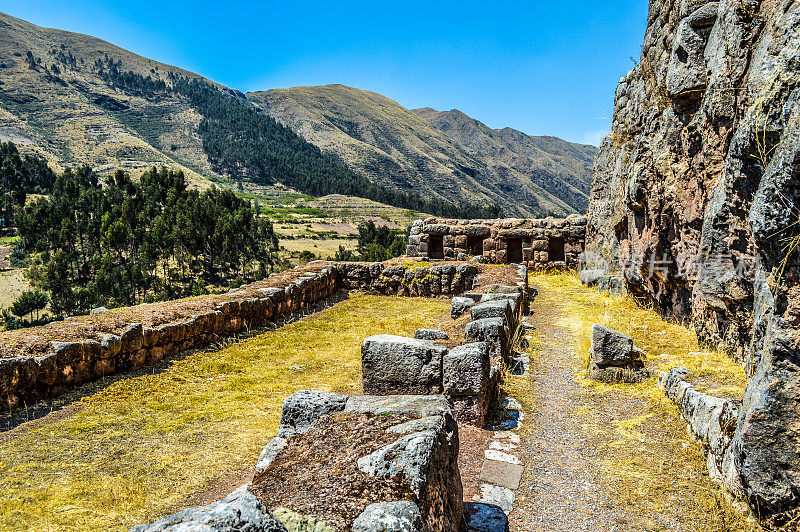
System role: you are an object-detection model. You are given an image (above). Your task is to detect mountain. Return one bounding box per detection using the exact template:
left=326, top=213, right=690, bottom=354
left=0, top=12, right=594, bottom=217
left=250, top=85, right=596, bottom=216
left=0, top=12, right=218, bottom=184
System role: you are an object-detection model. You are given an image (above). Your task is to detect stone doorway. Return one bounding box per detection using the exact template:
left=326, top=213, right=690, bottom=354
left=429, top=235, right=444, bottom=259
left=466, top=235, right=484, bottom=256
left=548, top=237, right=565, bottom=263
left=507, top=238, right=523, bottom=263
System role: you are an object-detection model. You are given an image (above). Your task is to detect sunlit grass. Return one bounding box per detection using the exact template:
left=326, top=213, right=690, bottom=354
left=0, top=294, right=449, bottom=531
left=515, top=271, right=757, bottom=532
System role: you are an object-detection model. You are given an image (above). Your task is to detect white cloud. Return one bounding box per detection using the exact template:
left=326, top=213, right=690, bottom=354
left=580, top=128, right=610, bottom=147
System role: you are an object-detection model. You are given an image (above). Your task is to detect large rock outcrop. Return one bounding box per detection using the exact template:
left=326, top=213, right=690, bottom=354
left=586, top=0, right=799, bottom=524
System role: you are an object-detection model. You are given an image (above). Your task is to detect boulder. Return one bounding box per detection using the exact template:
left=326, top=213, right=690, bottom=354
left=462, top=502, right=509, bottom=532
left=414, top=329, right=449, bottom=341
left=579, top=269, right=606, bottom=286
left=130, top=485, right=286, bottom=532
left=598, top=275, right=626, bottom=295
left=351, top=501, right=423, bottom=532
left=278, top=390, right=348, bottom=438
left=361, top=335, right=447, bottom=395
left=588, top=324, right=647, bottom=383
left=590, top=324, right=643, bottom=367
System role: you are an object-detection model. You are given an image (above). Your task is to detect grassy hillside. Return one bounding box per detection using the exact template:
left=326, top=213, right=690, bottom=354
left=250, top=85, right=596, bottom=216
left=0, top=12, right=217, bottom=185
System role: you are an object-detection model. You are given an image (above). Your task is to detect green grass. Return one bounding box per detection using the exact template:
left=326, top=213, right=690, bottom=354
left=0, top=294, right=449, bottom=531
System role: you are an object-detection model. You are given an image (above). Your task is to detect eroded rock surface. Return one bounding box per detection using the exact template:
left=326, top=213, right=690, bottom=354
left=587, top=0, right=800, bottom=522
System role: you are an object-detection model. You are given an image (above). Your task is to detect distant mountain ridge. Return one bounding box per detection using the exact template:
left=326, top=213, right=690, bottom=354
left=251, top=85, right=596, bottom=217
left=0, top=12, right=595, bottom=217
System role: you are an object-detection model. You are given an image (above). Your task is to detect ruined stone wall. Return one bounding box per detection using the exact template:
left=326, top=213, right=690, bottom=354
left=586, top=0, right=800, bottom=523
left=0, top=261, right=481, bottom=412
left=406, top=216, right=587, bottom=268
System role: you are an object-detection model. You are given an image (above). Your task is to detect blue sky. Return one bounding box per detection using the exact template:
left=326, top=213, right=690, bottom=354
left=1, top=0, right=648, bottom=146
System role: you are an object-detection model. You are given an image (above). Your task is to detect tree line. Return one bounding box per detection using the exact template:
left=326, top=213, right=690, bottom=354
left=335, top=220, right=408, bottom=262
left=0, top=142, right=56, bottom=231
left=14, top=162, right=278, bottom=317
left=94, top=58, right=502, bottom=219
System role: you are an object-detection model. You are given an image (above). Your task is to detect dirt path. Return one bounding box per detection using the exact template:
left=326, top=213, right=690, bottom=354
left=510, top=287, right=630, bottom=531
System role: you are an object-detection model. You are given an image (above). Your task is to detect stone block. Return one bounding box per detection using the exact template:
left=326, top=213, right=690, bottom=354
left=451, top=296, right=476, bottom=319
left=470, top=299, right=513, bottom=325
left=590, top=324, right=643, bottom=367
left=278, top=390, right=348, bottom=438
left=465, top=318, right=508, bottom=362
left=443, top=342, right=490, bottom=396
left=415, top=329, right=449, bottom=340
left=362, top=335, right=447, bottom=395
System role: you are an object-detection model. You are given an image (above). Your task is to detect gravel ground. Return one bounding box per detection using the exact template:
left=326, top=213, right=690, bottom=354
left=510, top=289, right=632, bottom=532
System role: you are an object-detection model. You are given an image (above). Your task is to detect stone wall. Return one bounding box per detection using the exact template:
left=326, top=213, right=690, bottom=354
left=135, top=393, right=463, bottom=532
left=361, top=264, right=529, bottom=426
left=406, top=216, right=587, bottom=268
left=0, top=260, right=485, bottom=412
left=659, top=368, right=743, bottom=500
left=586, top=0, right=800, bottom=523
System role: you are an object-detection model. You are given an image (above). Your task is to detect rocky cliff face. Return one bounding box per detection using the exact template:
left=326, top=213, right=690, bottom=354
left=586, top=0, right=799, bottom=525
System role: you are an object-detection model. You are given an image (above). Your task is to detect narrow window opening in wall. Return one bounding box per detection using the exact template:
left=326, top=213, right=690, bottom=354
left=466, top=235, right=484, bottom=255
left=428, top=235, right=444, bottom=259
left=548, top=237, right=565, bottom=263
left=507, top=238, right=523, bottom=263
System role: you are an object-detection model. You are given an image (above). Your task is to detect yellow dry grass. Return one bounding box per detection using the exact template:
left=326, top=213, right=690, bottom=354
left=513, top=271, right=758, bottom=532
left=0, top=293, right=449, bottom=531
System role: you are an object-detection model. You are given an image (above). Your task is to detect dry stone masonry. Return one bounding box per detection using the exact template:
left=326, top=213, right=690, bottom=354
left=134, top=394, right=462, bottom=532
left=407, top=216, right=586, bottom=268
left=361, top=264, right=530, bottom=426
left=0, top=260, right=485, bottom=411
left=585, top=0, right=800, bottom=523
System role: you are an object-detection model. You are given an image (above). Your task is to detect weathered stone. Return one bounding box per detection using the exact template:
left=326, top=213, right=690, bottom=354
left=278, top=390, right=348, bottom=438
left=349, top=395, right=463, bottom=532
left=443, top=342, right=490, bottom=396
left=579, top=269, right=606, bottom=286
left=351, top=501, right=423, bottom=532
left=597, top=275, right=625, bottom=295
left=414, top=329, right=449, bottom=341
left=130, top=485, right=286, bottom=531
left=361, top=335, right=446, bottom=395
left=451, top=296, right=475, bottom=319
left=590, top=324, right=644, bottom=367
left=470, top=300, right=513, bottom=326
left=465, top=318, right=508, bottom=362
